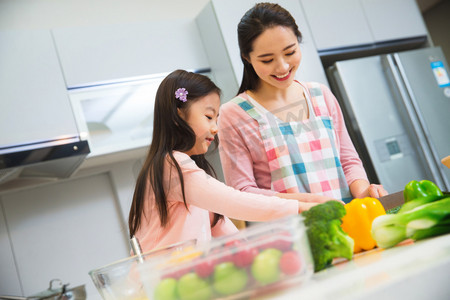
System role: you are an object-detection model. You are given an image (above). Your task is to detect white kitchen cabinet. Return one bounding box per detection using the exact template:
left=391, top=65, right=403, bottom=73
left=52, top=20, right=210, bottom=88
left=361, top=0, right=428, bottom=42
left=196, top=0, right=329, bottom=100
left=0, top=159, right=137, bottom=298
left=0, top=30, right=79, bottom=147
left=300, top=0, right=428, bottom=51
left=299, top=0, right=373, bottom=50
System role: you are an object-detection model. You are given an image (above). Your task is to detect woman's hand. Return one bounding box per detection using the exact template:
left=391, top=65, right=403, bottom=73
left=367, top=184, right=388, bottom=198
left=350, top=179, right=388, bottom=198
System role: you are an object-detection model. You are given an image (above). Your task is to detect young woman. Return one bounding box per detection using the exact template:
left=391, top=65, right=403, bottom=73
left=128, top=69, right=327, bottom=252
left=218, top=3, right=387, bottom=204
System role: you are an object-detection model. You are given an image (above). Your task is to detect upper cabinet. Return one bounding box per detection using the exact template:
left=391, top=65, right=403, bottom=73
left=300, top=0, right=429, bottom=51
left=0, top=30, right=80, bottom=147
left=52, top=20, right=210, bottom=88
left=360, top=0, right=428, bottom=42
left=196, top=0, right=329, bottom=101
left=299, top=0, right=373, bottom=50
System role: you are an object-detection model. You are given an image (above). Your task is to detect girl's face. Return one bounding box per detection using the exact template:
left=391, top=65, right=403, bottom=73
left=178, top=92, right=220, bottom=156
left=247, top=25, right=302, bottom=90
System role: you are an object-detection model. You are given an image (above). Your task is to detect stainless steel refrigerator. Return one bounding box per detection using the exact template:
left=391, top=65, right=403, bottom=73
left=328, top=46, right=450, bottom=193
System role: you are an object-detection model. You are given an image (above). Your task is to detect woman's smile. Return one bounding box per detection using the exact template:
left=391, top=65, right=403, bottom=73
left=272, top=69, right=292, bottom=81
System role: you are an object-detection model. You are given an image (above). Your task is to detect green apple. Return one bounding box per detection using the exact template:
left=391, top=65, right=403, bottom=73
left=213, top=262, right=248, bottom=295
left=154, top=278, right=178, bottom=300
left=176, top=272, right=212, bottom=300
left=251, top=248, right=282, bottom=285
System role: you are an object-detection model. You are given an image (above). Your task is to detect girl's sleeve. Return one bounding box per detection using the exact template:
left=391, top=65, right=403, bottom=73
left=320, top=84, right=369, bottom=185
left=218, top=102, right=276, bottom=196
left=171, top=152, right=299, bottom=222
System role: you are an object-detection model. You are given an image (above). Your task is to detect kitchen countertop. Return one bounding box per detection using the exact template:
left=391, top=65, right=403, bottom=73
left=257, top=233, right=450, bottom=299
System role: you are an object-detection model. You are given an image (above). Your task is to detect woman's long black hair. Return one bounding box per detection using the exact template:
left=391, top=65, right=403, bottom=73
left=237, top=2, right=303, bottom=94
left=128, top=69, right=223, bottom=238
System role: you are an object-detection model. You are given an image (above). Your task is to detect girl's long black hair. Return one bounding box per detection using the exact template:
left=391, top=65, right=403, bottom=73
left=128, top=69, right=223, bottom=238
left=237, top=2, right=303, bottom=94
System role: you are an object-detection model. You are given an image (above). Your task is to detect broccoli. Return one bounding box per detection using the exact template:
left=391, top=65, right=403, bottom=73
left=301, top=201, right=354, bottom=272
left=371, top=197, right=450, bottom=249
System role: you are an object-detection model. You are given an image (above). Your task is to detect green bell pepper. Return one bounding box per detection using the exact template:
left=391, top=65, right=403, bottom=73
left=399, top=180, right=444, bottom=214
left=403, top=180, right=443, bottom=203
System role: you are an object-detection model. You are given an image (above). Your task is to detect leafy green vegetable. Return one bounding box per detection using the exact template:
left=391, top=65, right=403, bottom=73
left=386, top=205, right=402, bottom=214
left=371, top=197, right=450, bottom=248
left=302, top=201, right=354, bottom=272
left=397, top=194, right=443, bottom=214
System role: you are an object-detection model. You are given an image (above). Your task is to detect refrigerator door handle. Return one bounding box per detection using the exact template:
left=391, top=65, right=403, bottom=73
left=383, top=54, right=448, bottom=189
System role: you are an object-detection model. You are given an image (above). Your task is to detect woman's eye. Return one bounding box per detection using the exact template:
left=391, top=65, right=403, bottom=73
left=206, top=115, right=212, bottom=120
left=261, top=59, right=273, bottom=64
left=286, top=50, right=296, bottom=56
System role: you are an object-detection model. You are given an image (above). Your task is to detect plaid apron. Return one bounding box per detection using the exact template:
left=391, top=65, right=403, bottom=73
left=232, top=82, right=352, bottom=203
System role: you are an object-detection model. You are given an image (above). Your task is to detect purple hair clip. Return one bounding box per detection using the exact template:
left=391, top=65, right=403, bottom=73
left=175, top=88, right=188, bottom=102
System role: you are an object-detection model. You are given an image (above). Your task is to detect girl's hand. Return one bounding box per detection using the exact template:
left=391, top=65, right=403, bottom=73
left=297, top=201, right=319, bottom=213
left=276, top=192, right=344, bottom=204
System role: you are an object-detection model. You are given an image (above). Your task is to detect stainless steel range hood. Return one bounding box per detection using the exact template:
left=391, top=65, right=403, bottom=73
left=0, top=137, right=90, bottom=186
left=0, top=30, right=91, bottom=191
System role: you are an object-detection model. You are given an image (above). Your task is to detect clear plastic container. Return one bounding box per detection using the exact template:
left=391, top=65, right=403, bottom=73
left=89, top=240, right=197, bottom=300
left=89, top=215, right=313, bottom=299
left=138, top=215, right=313, bottom=300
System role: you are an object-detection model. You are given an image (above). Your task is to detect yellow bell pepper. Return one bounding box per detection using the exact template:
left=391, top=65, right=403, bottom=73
left=341, top=197, right=386, bottom=253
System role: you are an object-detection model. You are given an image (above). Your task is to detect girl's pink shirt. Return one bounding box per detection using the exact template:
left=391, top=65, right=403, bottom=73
left=135, top=151, right=299, bottom=253
left=217, top=82, right=368, bottom=196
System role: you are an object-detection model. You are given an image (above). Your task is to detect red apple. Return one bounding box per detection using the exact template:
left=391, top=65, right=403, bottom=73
left=194, top=259, right=215, bottom=278
left=280, top=251, right=302, bottom=275
left=232, top=247, right=258, bottom=268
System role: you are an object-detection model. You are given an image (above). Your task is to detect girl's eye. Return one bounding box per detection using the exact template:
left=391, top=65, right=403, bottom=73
left=286, top=50, right=296, bottom=56
left=261, top=59, right=273, bottom=64
left=206, top=115, right=212, bottom=120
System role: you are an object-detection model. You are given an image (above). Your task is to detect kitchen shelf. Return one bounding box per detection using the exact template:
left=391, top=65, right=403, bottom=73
left=69, top=77, right=163, bottom=160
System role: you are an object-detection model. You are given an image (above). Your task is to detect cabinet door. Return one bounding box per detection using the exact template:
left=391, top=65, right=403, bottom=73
left=52, top=20, right=210, bottom=88
left=0, top=30, right=79, bottom=147
left=2, top=173, right=130, bottom=297
left=361, top=0, right=428, bottom=43
left=300, top=0, right=373, bottom=50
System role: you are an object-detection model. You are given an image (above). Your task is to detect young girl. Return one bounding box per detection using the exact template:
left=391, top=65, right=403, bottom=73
left=128, top=69, right=328, bottom=252
left=218, top=3, right=388, bottom=203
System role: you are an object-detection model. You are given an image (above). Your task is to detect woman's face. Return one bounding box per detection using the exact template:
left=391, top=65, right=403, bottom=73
left=247, top=25, right=302, bottom=90
left=178, top=92, right=220, bottom=156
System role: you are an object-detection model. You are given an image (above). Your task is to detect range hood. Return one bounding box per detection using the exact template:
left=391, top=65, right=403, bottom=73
left=0, top=30, right=92, bottom=191
left=0, top=137, right=90, bottom=187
